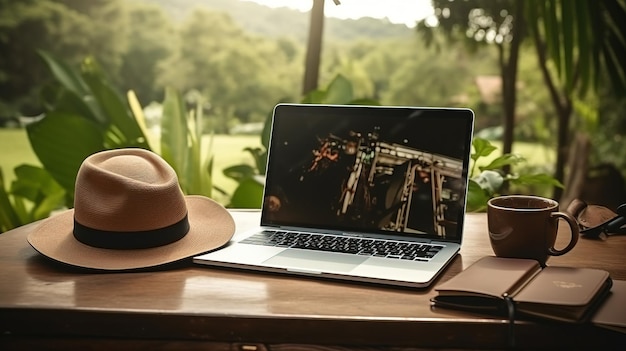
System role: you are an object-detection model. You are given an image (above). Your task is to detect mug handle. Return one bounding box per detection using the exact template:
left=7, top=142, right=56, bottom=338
left=548, top=211, right=579, bottom=256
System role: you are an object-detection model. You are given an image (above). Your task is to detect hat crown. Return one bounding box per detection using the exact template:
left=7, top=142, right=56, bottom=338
left=74, top=149, right=187, bottom=232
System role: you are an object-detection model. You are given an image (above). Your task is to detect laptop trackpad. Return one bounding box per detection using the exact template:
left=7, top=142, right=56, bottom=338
left=263, top=249, right=367, bottom=273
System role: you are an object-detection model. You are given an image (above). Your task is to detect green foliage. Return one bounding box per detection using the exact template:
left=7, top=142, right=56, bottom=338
left=525, top=0, right=626, bottom=97
left=36, top=51, right=214, bottom=199
left=422, top=0, right=626, bottom=101
left=0, top=51, right=217, bottom=233
left=27, top=51, right=150, bottom=204
left=301, top=75, right=380, bottom=106
left=2, top=0, right=624, bottom=223
left=0, top=0, right=127, bottom=115
left=467, top=138, right=563, bottom=212
left=143, top=0, right=411, bottom=42
left=420, top=0, right=626, bottom=198
left=224, top=74, right=379, bottom=208
left=590, top=90, right=626, bottom=176
left=229, top=177, right=265, bottom=209
left=119, top=2, right=174, bottom=103
left=156, top=8, right=302, bottom=128
left=158, top=88, right=214, bottom=197
left=0, top=165, right=65, bottom=233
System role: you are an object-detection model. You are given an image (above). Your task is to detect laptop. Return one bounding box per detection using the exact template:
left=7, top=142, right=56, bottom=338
left=195, top=104, right=475, bottom=288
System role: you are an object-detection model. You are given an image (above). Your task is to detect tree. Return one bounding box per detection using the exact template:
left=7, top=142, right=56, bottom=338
left=118, top=2, right=174, bottom=104
left=382, top=42, right=476, bottom=107
left=419, top=0, right=626, bottom=199
left=157, top=9, right=302, bottom=129
left=525, top=0, right=626, bottom=199
left=0, top=0, right=127, bottom=116
left=54, top=0, right=128, bottom=73
left=303, top=0, right=326, bottom=94
left=418, top=0, right=523, bottom=171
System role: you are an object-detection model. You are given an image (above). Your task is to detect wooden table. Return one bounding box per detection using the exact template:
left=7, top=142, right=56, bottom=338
left=1, top=210, right=625, bottom=350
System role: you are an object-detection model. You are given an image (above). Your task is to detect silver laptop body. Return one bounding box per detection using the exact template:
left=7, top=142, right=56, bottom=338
left=195, top=104, right=475, bottom=288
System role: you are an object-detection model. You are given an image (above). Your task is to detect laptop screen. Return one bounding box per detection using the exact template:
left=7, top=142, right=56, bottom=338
left=261, top=104, right=474, bottom=242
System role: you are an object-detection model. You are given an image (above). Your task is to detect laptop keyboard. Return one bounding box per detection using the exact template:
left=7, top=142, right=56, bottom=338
left=241, top=230, right=444, bottom=261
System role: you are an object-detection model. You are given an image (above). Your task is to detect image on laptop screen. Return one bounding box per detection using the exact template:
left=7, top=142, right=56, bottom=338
left=261, top=104, right=474, bottom=241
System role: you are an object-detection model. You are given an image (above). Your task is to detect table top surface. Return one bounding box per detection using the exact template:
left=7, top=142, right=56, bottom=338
left=1, top=210, right=625, bottom=349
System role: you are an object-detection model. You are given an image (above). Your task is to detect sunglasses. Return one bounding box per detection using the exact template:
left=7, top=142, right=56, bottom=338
left=579, top=203, right=626, bottom=239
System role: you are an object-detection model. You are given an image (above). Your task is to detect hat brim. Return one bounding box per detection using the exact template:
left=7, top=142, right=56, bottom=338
left=27, top=195, right=235, bottom=271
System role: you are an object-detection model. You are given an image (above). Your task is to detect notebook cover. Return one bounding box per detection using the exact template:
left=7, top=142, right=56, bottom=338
left=514, top=266, right=612, bottom=323
left=514, top=266, right=611, bottom=306
left=432, top=256, right=612, bottom=323
left=591, top=279, right=626, bottom=333
left=434, top=256, right=541, bottom=298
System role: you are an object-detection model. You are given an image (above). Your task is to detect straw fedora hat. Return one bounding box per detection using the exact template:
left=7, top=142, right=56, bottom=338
left=27, top=148, right=235, bottom=271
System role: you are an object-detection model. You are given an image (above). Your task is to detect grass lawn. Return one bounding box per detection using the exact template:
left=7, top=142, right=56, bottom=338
left=0, top=128, right=40, bottom=178
left=0, top=128, right=261, bottom=206
left=205, top=134, right=263, bottom=204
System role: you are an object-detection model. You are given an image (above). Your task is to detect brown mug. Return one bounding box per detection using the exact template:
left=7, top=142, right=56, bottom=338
left=487, top=195, right=579, bottom=266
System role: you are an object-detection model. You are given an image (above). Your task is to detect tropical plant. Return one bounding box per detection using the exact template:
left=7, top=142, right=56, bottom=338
left=29, top=51, right=150, bottom=204
left=525, top=0, right=626, bottom=199
left=467, top=138, right=563, bottom=212
left=0, top=165, right=65, bottom=233
left=129, top=88, right=214, bottom=198
left=31, top=51, right=214, bottom=200
left=0, top=51, right=152, bottom=232
left=223, top=74, right=379, bottom=208
left=0, top=52, right=216, bottom=233
left=419, top=0, right=626, bottom=200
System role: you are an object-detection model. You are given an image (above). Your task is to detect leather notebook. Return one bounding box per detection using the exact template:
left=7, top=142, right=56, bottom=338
left=591, top=279, right=626, bottom=333
left=431, top=256, right=613, bottom=323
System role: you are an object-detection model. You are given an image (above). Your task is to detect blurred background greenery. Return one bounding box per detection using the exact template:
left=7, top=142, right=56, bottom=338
left=1, top=0, right=625, bottom=232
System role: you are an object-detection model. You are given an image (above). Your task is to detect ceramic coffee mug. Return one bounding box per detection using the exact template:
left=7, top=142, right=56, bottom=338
left=487, top=195, right=579, bottom=266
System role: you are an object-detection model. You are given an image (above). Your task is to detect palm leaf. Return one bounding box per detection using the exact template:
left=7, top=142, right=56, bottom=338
left=160, top=87, right=188, bottom=182
left=561, top=0, right=575, bottom=93
left=0, top=168, right=21, bottom=232
left=544, top=0, right=562, bottom=75
left=323, top=74, right=354, bottom=104
left=575, top=1, right=591, bottom=96
left=26, top=113, right=104, bottom=199
left=85, top=75, right=147, bottom=148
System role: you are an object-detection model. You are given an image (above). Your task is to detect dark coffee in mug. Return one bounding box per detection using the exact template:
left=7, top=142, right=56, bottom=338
left=487, top=195, right=578, bottom=266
